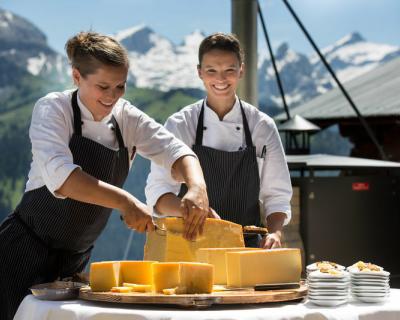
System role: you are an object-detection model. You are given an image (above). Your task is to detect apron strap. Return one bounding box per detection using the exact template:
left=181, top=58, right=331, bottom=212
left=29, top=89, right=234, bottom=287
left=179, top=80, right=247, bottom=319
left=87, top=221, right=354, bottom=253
left=71, top=90, right=82, bottom=136
left=108, top=116, right=125, bottom=150
left=195, top=99, right=254, bottom=148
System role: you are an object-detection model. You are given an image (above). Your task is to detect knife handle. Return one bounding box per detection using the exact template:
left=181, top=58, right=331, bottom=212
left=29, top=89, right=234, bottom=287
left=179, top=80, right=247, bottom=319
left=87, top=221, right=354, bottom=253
left=254, top=282, right=300, bottom=291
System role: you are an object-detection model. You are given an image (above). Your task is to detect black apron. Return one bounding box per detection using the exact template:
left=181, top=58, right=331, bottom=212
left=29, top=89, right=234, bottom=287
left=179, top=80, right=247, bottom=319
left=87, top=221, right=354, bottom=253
left=180, top=100, right=261, bottom=247
left=0, top=90, right=129, bottom=320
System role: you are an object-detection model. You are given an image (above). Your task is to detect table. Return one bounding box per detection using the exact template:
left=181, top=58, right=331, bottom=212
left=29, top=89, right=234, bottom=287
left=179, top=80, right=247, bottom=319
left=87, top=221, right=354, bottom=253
left=14, top=289, right=400, bottom=320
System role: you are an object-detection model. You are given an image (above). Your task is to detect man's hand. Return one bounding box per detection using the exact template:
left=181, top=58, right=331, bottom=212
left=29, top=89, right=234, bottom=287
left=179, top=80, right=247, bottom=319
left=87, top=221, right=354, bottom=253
left=259, top=231, right=282, bottom=249
left=181, top=184, right=209, bottom=240
left=207, top=207, right=221, bottom=219
left=121, top=199, right=155, bottom=233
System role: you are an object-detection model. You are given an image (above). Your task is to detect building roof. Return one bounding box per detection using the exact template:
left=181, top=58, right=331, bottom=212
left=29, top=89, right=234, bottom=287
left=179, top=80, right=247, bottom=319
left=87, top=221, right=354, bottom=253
left=287, top=154, right=400, bottom=169
left=275, top=57, right=400, bottom=121
left=277, top=115, right=321, bottom=132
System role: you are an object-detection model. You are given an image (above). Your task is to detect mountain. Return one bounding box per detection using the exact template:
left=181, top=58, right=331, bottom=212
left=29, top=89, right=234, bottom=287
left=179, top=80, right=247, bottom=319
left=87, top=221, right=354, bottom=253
left=0, top=9, right=69, bottom=90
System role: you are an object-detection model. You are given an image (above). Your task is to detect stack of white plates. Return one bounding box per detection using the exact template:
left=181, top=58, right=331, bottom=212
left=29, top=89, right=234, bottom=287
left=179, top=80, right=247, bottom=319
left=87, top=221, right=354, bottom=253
left=307, top=270, right=350, bottom=306
left=306, top=261, right=345, bottom=278
left=348, top=266, right=390, bottom=303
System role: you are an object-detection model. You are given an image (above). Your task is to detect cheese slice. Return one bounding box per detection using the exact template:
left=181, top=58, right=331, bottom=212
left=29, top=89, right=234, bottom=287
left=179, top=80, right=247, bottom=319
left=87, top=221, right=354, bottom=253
left=226, top=249, right=302, bottom=287
left=120, top=260, right=157, bottom=285
left=110, top=286, right=132, bottom=293
left=197, top=247, right=262, bottom=285
left=122, top=283, right=153, bottom=292
left=90, top=261, right=120, bottom=292
left=152, top=262, right=214, bottom=294
left=144, top=218, right=244, bottom=262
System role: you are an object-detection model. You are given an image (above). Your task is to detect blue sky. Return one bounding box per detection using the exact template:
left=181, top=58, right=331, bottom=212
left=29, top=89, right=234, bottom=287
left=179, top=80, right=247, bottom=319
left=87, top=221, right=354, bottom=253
left=1, top=0, right=399, bottom=55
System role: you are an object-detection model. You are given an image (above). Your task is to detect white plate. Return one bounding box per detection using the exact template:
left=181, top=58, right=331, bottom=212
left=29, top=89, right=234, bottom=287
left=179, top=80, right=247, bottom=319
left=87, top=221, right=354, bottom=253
left=353, top=295, right=389, bottom=303
left=308, top=298, right=348, bottom=306
left=349, top=269, right=389, bottom=277
left=309, top=270, right=349, bottom=279
left=308, top=294, right=348, bottom=300
left=351, top=288, right=390, bottom=294
left=309, top=282, right=349, bottom=288
left=352, top=281, right=389, bottom=287
left=351, top=277, right=389, bottom=282
left=307, top=262, right=345, bottom=273
left=352, top=291, right=389, bottom=297
left=309, top=289, right=349, bottom=295
left=351, top=285, right=389, bottom=291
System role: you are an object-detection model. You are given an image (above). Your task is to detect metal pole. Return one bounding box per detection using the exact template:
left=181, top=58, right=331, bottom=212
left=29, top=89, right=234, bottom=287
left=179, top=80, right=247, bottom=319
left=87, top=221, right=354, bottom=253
left=281, top=0, right=387, bottom=161
left=257, top=0, right=291, bottom=120
left=231, top=0, right=258, bottom=107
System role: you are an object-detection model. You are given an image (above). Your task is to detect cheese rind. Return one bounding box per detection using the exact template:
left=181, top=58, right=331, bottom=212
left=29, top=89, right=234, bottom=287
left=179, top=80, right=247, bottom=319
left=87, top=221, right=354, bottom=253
left=226, top=249, right=302, bottom=287
left=197, top=247, right=262, bottom=285
left=120, top=260, right=157, bottom=284
left=152, top=262, right=214, bottom=294
left=90, top=261, right=120, bottom=292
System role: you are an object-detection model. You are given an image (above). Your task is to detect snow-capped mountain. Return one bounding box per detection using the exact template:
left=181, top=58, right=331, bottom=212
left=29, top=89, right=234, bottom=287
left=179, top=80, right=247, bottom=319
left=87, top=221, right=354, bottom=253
left=116, top=25, right=204, bottom=90
left=0, top=8, right=69, bottom=86
left=1, top=5, right=399, bottom=110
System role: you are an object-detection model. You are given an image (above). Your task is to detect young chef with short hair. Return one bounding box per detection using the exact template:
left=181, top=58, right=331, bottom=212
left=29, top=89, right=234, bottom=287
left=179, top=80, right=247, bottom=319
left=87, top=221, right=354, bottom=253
left=0, top=31, right=209, bottom=319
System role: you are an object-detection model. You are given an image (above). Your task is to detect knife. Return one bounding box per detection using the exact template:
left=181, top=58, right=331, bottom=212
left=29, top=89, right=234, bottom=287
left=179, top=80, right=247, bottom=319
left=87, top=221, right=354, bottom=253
left=254, top=282, right=300, bottom=291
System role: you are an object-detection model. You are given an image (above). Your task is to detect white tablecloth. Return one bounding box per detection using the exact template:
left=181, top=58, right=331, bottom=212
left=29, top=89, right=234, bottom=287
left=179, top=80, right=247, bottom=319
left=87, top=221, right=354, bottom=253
left=14, top=289, right=400, bottom=320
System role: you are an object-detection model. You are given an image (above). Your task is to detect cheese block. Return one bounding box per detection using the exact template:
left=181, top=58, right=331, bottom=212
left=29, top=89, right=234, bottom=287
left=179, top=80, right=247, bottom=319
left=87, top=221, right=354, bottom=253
left=152, top=262, right=180, bottom=293
left=152, top=262, right=214, bottom=294
left=197, top=247, right=262, bottom=284
left=120, top=260, right=157, bottom=284
left=90, top=261, right=120, bottom=292
left=144, top=218, right=245, bottom=262
left=226, top=249, right=302, bottom=287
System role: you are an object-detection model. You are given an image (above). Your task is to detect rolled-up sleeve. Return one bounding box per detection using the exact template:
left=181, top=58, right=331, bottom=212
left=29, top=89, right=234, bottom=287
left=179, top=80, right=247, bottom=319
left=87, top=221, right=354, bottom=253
left=259, top=120, right=292, bottom=225
left=144, top=113, right=194, bottom=209
left=132, top=111, right=195, bottom=173
left=29, top=98, right=80, bottom=198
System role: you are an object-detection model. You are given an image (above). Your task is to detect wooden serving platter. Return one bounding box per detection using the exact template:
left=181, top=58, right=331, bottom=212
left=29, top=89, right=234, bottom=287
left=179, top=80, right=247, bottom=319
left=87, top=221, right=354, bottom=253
left=79, top=284, right=307, bottom=308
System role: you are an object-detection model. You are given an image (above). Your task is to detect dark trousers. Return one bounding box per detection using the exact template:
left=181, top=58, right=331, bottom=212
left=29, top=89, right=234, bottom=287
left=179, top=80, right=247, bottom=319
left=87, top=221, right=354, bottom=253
left=0, top=215, right=91, bottom=320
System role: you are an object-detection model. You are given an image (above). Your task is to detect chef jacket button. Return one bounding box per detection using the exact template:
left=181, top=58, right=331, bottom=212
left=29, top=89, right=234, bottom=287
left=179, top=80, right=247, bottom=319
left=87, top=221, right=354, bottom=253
left=203, top=126, right=207, bottom=130
left=236, top=127, right=240, bottom=130
left=97, top=136, right=101, bottom=141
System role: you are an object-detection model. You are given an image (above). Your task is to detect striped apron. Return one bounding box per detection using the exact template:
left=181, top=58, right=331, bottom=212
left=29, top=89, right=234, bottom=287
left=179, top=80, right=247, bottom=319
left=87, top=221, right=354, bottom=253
left=0, top=90, right=129, bottom=319
left=180, top=100, right=261, bottom=247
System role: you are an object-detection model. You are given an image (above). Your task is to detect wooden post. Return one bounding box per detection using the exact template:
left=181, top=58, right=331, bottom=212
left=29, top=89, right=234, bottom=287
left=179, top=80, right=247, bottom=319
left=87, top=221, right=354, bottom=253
left=231, top=0, right=258, bottom=107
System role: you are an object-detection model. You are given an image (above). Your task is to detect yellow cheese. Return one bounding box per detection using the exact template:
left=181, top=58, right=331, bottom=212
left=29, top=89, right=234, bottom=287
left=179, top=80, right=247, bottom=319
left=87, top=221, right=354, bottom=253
left=90, top=261, right=120, bottom=292
left=152, top=262, right=214, bottom=294
left=110, top=286, right=133, bottom=293
left=197, top=247, right=262, bottom=285
left=226, top=249, right=302, bottom=287
left=144, top=218, right=245, bottom=262
left=120, top=260, right=157, bottom=284
left=152, top=262, right=180, bottom=293
left=122, top=283, right=153, bottom=292
left=179, top=262, right=213, bottom=294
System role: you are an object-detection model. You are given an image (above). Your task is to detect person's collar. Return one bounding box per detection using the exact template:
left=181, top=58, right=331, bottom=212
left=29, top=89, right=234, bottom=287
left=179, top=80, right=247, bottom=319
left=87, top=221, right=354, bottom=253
left=204, top=96, right=241, bottom=123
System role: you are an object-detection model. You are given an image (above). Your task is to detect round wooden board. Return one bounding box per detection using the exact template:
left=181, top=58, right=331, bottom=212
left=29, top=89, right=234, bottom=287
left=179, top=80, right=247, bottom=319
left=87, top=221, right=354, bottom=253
left=79, top=284, right=308, bottom=308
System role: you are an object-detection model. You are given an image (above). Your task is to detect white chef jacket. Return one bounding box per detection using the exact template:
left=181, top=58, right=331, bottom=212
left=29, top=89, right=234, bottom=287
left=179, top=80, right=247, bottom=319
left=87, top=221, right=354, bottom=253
left=145, top=97, right=293, bottom=225
left=26, top=89, right=195, bottom=198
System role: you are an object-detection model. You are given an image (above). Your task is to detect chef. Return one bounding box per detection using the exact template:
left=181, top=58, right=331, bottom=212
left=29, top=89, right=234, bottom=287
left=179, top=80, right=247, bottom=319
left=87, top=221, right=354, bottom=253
left=145, top=32, right=292, bottom=248
left=0, top=31, right=209, bottom=320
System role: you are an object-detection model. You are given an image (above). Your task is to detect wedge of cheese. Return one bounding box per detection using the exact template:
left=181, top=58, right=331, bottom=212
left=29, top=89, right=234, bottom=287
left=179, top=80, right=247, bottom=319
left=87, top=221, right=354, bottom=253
left=152, top=262, right=214, bottom=294
left=120, top=260, right=157, bottom=285
left=144, top=218, right=244, bottom=262
left=110, top=286, right=132, bottom=293
left=90, top=261, right=120, bottom=292
left=196, top=247, right=262, bottom=285
left=226, top=249, right=302, bottom=287
left=122, top=283, right=153, bottom=292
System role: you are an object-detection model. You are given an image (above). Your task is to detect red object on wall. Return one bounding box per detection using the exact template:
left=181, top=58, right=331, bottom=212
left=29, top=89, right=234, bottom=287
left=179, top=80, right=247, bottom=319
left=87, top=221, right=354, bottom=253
left=352, top=182, right=370, bottom=191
